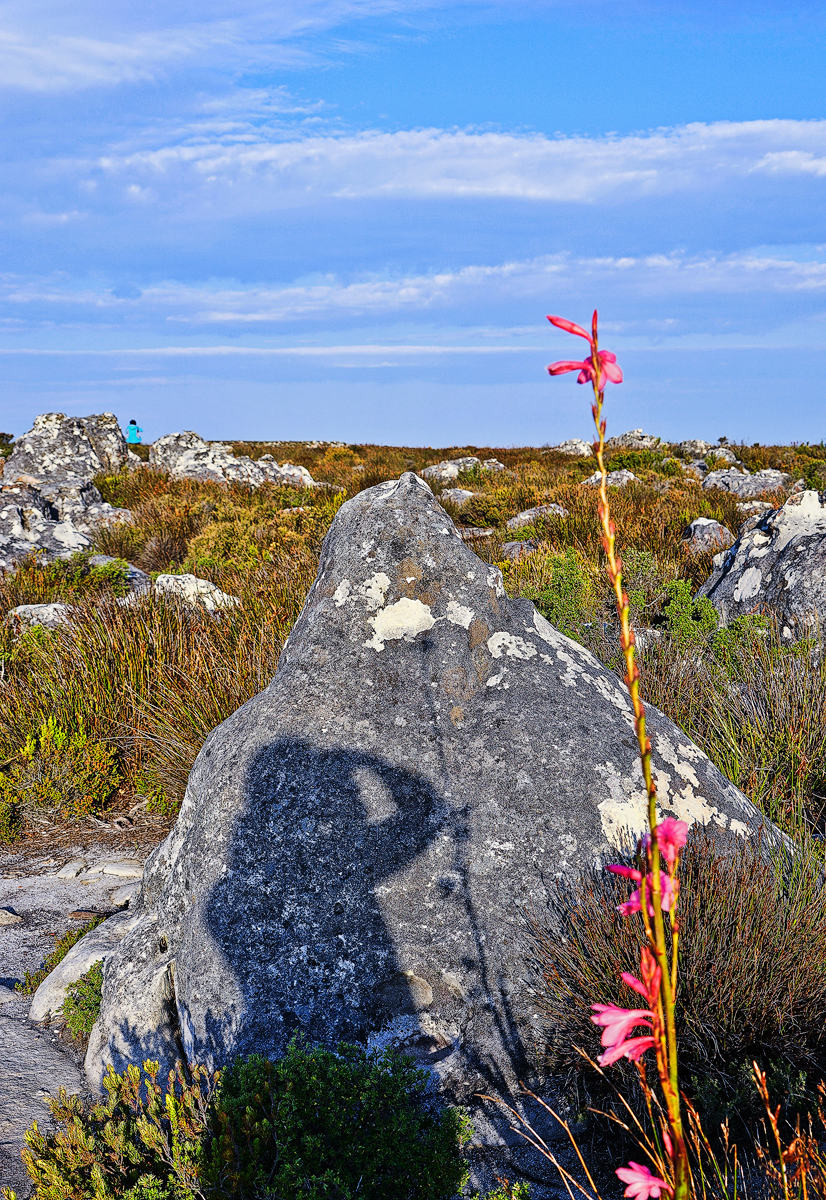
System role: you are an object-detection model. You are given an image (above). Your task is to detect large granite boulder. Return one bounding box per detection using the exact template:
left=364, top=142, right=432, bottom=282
left=149, top=432, right=316, bottom=488
left=698, top=489, right=826, bottom=634
left=87, top=474, right=770, bottom=1100
left=4, top=412, right=128, bottom=481
left=606, top=429, right=660, bottom=450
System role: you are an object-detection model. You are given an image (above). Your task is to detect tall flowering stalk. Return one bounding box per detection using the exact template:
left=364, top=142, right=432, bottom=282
left=547, top=311, right=690, bottom=1200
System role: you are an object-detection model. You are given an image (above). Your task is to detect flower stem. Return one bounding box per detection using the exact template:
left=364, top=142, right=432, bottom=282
left=588, top=326, right=690, bottom=1199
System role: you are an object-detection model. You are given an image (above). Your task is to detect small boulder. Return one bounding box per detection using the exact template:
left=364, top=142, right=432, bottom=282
left=546, top=438, right=592, bottom=458
left=605, top=429, right=660, bottom=450
left=153, top=573, right=240, bottom=613
left=703, top=468, right=791, bottom=498
left=29, top=910, right=140, bottom=1024
left=678, top=439, right=712, bottom=457
left=581, top=469, right=638, bottom=488
left=420, top=457, right=504, bottom=484
left=681, top=518, right=735, bottom=556
left=698, top=490, right=826, bottom=633
left=506, top=504, right=568, bottom=530
left=0, top=908, right=23, bottom=926
left=88, top=554, right=150, bottom=594
left=56, top=860, right=86, bottom=880
left=501, top=540, right=539, bottom=561
left=458, top=526, right=497, bottom=541
left=6, top=602, right=74, bottom=631
left=0, top=481, right=91, bottom=570
left=736, top=501, right=773, bottom=518
left=439, top=489, right=478, bottom=506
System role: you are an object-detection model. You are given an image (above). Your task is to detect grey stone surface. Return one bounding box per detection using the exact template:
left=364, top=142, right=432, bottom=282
left=698, top=489, right=826, bottom=633
left=0, top=910, right=23, bottom=927
left=502, top=540, right=539, bottom=561
left=0, top=481, right=91, bottom=571
left=703, top=467, right=792, bottom=497
left=0, top=1005, right=84, bottom=1198
left=153, top=573, right=240, bottom=612
left=149, top=432, right=317, bottom=488
left=581, top=469, right=638, bottom=488
left=89, top=472, right=772, bottom=1104
left=6, top=603, right=73, bottom=631
left=4, top=412, right=128, bottom=481
left=678, top=439, right=713, bottom=457
left=506, top=504, right=568, bottom=530
left=29, top=910, right=140, bottom=1023
left=681, top=517, right=735, bottom=556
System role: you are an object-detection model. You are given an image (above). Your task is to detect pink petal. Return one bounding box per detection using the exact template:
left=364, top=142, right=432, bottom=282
left=576, top=369, right=591, bottom=384
left=618, top=889, right=642, bottom=916
left=603, top=359, right=623, bottom=384
left=547, top=359, right=588, bottom=376
left=620, top=971, right=649, bottom=999
left=600, top=350, right=617, bottom=363
left=598, top=1035, right=655, bottom=1066
left=606, top=864, right=642, bottom=881
left=655, top=818, right=689, bottom=867
left=616, top=1163, right=672, bottom=1200
left=591, top=1005, right=653, bottom=1048
left=547, top=315, right=593, bottom=344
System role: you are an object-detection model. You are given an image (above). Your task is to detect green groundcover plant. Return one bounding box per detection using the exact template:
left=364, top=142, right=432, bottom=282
left=4, top=1040, right=474, bottom=1200
left=16, top=916, right=104, bottom=995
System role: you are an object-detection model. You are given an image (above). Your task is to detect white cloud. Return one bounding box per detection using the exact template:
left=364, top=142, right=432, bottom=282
left=91, top=119, right=826, bottom=207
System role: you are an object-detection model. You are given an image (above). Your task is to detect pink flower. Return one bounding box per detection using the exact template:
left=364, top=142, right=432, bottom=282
left=592, top=1002, right=654, bottom=1047
left=598, top=1034, right=657, bottom=1066
left=616, top=1162, right=672, bottom=1199
left=621, top=948, right=662, bottom=1008
left=613, top=871, right=676, bottom=917
left=654, top=817, right=689, bottom=868
left=546, top=311, right=623, bottom=391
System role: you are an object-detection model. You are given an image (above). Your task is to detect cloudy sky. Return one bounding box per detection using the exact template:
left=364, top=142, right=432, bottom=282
left=1, top=0, right=825, bottom=445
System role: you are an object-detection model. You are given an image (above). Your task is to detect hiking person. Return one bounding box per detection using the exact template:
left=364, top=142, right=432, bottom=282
left=126, top=419, right=143, bottom=445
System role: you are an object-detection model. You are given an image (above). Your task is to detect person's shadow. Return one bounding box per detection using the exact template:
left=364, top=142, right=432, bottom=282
left=193, top=738, right=456, bottom=1062
left=188, top=736, right=528, bottom=1099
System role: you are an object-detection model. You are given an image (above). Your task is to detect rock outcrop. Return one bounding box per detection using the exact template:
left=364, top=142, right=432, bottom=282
left=88, top=474, right=771, bottom=1101
left=606, top=429, right=660, bottom=450
left=420, top=457, right=505, bottom=483
left=698, top=489, right=826, bottom=634
left=703, top=468, right=791, bottom=498
left=0, top=478, right=129, bottom=572
left=547, top=439, right=592, bottom=458
left=149, top=433, right=317, bottom=488
left=4, top=412, right=128, bottom=481
left=506, top=504, right=568, bottom=529
left=582, top=469, right=638, bottom=488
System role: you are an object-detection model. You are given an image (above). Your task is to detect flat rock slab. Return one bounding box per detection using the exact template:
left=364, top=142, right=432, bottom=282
left=0, top=1000, right=84, bottom=1197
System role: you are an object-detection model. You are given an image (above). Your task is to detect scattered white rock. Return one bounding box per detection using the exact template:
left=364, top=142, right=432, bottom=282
left=29, top=909, right=141, bottom=1024
left=547, top=438, right=593, bottom=458
left=0, top=908, right=23, bottom=926
left=736, top=500, right=774, bottom=517
left=56, top=860, right=86, bottom=880
left=581, top=469, right=638, bottom=488
left=6, top=602, right=73, bottom=631
left=420, top=457, right=504, bottom=483
left=4, top=412, right=128, bottom=480
left=506, top=504, right=568, bottom=530
left=149, top=432, right=318, bottom=489
left=678, top=439, right=713, bottom=457
left=703, top=468, right=792, bottom=498
left=681, top=518, right=735, bottom=556
left=102, top=860, right=144, bottom=879
left=439, top=488, right=478, bottom=506
left=458, top=527, right=497, bottom=540
left=0, top=983, right=17, bottom=1002
left=153, top=573, right=240, bottom=613
left=606, top=429, right=660, bottom=450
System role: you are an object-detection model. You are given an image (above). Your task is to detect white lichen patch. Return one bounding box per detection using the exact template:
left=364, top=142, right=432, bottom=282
left=364, top=597, right=436, bottom=652
left=359, top=572, right=391, bottom=611
left=487, top=632, right=537, bottom=660
left=486, top=566, right=506, bottom=597
left=732, top=565, right=762, bottom=603
left=333, top=579, right=351, bottom=607
left=445, top=600, right=474, bottom=628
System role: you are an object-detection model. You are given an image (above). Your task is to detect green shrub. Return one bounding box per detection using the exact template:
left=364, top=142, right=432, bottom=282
left=457, top=494, right=502, bottom=528
left=204, top=1040, right=470, bottom=1199
left=61, top=959, right=104, bottom=1039
left=0, top=552, right=131, bottom=608
left=10, top=1044, right=471, bottom=1200
left=0, top=797, right=20, bottom=843
left=661, top=578, right=718, bottom=651
left=531, top=832, right=826, bottom=1137
left=606, top=449, right=666, bottom=473
left=0, top=716, right=121, bottom=824
left=520, top=548, right=597, bottom=641
left=16, top=916, right=104, bottom=994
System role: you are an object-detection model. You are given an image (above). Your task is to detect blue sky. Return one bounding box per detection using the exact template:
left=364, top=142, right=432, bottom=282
left=1, top=0, right=825, bottom=445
